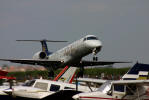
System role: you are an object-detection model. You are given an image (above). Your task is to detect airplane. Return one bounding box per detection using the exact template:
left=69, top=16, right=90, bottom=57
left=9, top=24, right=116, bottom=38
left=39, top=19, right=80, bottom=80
left=53, top=66, right=77, bottom=83
left=0, top=70, right=16, bottom=80
left=0, top=66, right=75, bottom=96
left=3, top=66, right=97, bottom=99
left=0, top=35, right=130, bottom=76
left=73, top=63, right=149, bottom=100
left=0, top=70, right=16, bottom=95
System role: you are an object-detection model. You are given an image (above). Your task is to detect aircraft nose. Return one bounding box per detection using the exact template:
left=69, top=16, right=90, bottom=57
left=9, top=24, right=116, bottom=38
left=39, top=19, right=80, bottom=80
left=72, top=94, right=79, bottom=100
left=3, top=88, right=13, bottom=95
left=86, top=40, right=102, bottom=49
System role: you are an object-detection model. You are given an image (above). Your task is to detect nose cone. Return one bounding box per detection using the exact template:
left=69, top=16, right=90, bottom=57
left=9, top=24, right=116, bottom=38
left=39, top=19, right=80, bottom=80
left=85, top=40, right=102, bottom=49
left=3, top=88, right=13, bottom=95
left=72, top=94, right=79, bottom=100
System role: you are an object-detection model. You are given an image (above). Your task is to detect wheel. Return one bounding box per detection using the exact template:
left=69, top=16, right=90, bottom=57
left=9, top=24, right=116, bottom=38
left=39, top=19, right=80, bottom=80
left=93, top=56, right=98, bottom=61
left=95, top=57, right=98, bottom=61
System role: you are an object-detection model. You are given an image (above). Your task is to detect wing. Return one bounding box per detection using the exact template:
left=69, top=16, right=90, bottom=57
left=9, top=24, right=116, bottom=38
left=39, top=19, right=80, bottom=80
left=0, top=59, right=62, bottom=67
left=79, top=60, right=131, bottom=66
left=77, top=78, right=107, bottom=84
left=0, top=59, right=130, bottom=67
left=112, top=80, right=149, bottom=85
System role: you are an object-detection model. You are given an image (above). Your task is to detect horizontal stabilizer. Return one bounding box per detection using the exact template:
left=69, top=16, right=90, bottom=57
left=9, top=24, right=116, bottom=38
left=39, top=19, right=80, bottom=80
left=80, top=60, right=132, bottom=66
left=77, top=78, right=107, bottom=84
left=16, top=39, right=68, bottom=42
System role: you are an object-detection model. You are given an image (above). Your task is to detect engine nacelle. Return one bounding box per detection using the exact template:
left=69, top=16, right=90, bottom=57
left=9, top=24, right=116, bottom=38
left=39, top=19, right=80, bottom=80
left=33, top=51, right=47, bottom=59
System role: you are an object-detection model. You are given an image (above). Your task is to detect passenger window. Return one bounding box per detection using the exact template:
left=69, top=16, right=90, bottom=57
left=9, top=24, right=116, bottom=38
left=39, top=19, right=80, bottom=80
left=34, top=82, right=48, bottom=90
left=50, top=84, right=60, bottom=92
left=23, top=80, right=35, bottom=86
left=114, top=84, right=124, bottom=92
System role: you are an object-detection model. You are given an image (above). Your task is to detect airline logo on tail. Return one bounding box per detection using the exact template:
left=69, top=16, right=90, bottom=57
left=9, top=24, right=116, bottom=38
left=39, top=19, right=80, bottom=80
left=122, top=63, right=149, bottom=80
left=41, top=40, right=51, bottom=55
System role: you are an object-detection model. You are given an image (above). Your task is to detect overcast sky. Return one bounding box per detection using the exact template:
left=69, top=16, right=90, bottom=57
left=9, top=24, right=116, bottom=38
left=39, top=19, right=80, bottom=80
left=0, top=0, right=149, bottom=67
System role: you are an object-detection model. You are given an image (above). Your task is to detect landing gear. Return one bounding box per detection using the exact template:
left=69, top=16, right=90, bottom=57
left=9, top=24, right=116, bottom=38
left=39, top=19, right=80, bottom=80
left=93, top=56, right=98, bottom=61
left=92, top=48, right=98, bottom=61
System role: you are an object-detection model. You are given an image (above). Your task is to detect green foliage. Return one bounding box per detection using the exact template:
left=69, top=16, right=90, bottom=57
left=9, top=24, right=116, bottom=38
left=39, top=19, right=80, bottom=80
left=83, top=67, right=130, bottom=77
left=6, top=67, right=130, bottom=81
left=7, top=70, right=49, bottom=81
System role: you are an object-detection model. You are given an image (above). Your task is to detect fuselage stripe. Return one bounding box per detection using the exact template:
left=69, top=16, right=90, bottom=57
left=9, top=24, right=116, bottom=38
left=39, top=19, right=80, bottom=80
left=53, top=66, right=69, bottom=81
left=80, top=96, right=127, bottom=100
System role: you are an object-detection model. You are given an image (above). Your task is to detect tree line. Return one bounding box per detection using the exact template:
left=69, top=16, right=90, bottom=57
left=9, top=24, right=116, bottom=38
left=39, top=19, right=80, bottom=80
left=6, top=67, right=130, bottom=81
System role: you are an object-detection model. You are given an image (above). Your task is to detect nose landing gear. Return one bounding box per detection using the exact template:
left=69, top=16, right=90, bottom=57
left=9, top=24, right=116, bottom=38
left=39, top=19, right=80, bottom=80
left=93, top=56, right=98, bottom=61
left=92, top=48, right=98, bottom=61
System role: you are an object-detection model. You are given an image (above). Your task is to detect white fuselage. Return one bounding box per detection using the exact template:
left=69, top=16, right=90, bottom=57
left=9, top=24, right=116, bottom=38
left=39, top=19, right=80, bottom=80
left=47, top=35, right=102, bottom=64
left=9, top=79, right=97, bottom=99
left=73, top=82, right=149, bottom=100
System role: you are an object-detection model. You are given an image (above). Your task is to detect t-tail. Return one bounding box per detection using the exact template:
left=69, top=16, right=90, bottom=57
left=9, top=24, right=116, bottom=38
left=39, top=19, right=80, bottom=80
left=16, top=39, right=67, bottom=56
left=122, top=63, right=149, bottom=80
left=54, top=66, right=77, bottom=83
left=40, top=40, right=51, bottom=55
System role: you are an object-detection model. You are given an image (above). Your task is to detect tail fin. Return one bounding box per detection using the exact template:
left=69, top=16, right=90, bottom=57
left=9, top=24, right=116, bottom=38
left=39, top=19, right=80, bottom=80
left=0, top=70, right=16, bottom=79
left=122, top=63, right=149, bottom=80
left=0, top=70, right=8, bottom=76
left=40, top=40, right=50, bottom=55
left=54, top=66, right=77, bottom=83
left=16, top=39, right=67, bottom=56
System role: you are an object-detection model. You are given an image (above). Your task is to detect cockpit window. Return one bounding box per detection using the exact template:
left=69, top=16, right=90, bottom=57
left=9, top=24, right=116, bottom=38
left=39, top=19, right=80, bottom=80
left=87, top=36, right=98, bottom=40
left=114, top=84, right=125, bottom=92
left=83, top=38, right=87, bottom=41
left=23, top=80, right=35, bottom=87
left=34, top=82, right=48, bottom=90
left=50, top=84, right=60, bottom=92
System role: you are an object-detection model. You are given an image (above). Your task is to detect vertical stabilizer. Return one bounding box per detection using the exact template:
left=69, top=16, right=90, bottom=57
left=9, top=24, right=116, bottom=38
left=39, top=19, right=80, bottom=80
left=122, top=63, right=149, bottom=80
left=0, top=70, right=8, bottom=76
left=16, top=39, right=67, bottom=56
left=40, top=40, right=50, bottom=55
left=54, top=66, right=77, bottom=83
